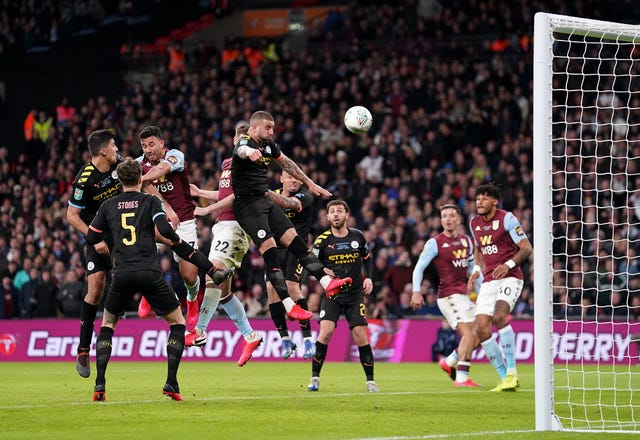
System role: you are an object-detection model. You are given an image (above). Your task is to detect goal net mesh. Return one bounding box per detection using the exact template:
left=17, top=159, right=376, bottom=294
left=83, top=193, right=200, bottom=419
left=549, top=15, right=640, bottom=432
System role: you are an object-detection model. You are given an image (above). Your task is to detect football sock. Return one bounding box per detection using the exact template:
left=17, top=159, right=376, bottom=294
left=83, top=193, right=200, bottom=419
left=288, top=236, right=326, bottom=281
left=499, top=325, right=517, bottom=375
left=296, top=298, right=312, bottom=338
left=482, top=336, right=507, bottom=380
left=269, top=302, right=289, bottom=338
left=196, top=286, right=221, bottom=333
left=79, top=301, right=98, bottom=351
left=445, top=350, right=459, bottom=367
left=311, top=341, right=328, bottom=377
left=185, top=277, right=200, bottom=302
left=456, top=361, right=470, bottom=382
left=358, top=345, right=375, bottom=381
left=221, top=294, right=253, bottom=337
left=167, top=324, right=185, bottom=386
left=263, top=248, right=290, bottom=302
left=95, top=326, right=114, bottom=386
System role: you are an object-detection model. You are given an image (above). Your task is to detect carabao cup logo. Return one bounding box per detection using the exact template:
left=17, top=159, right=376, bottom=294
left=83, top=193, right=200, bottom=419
left=0, top=333, right=17, bottom=356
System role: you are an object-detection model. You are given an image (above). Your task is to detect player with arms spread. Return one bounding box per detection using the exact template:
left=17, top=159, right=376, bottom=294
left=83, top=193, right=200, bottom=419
left=231, top=110, right=352, bottom=320
left=411, top=204, right=480, bottom=387
left=266, top=171, right=316, bottom=359
left=185, top=121, right=266, bottom=366
left=307, top=200, right=378, bottom=393
left=467, top=183, right=533, bottom=392
left=86, top=158, right=188, bottom=401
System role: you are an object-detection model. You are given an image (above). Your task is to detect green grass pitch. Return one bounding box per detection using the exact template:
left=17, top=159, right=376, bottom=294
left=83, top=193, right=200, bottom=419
left=1, top=361, right=636, bottom=439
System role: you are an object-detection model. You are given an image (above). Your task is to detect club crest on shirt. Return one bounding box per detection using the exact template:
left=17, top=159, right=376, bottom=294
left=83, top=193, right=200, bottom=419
left=351, top=240, right=359, bottom=249
left=111, top=170, right=118, bottom=179
left=492, top=220, right=500, bottom=230
left=74, top=188, right=83, bottom=200
left=461, top=238, right=468, bottom=247
left=264, top=145, right=272, bottom=155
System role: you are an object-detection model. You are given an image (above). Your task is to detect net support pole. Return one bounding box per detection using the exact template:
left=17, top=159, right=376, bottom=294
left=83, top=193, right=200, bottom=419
left=533, top=12, right=556, bottom=432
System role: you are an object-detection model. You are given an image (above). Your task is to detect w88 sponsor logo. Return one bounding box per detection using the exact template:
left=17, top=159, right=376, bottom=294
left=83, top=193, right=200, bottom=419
left=155, top=182, right=175, bottom=193
left=481, top=244, right=499, bottom=255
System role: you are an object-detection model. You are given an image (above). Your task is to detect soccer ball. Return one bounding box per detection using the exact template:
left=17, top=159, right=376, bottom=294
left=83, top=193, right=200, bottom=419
left=344, top=105, right=373, bottom=134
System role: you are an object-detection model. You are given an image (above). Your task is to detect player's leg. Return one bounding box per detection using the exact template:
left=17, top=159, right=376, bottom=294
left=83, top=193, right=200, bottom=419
left=186, top=275, right=222, bottom=346
left=284, top=254, right=315, bottom=358
left=493, top=278, right=523, bottom=389
left=174, top=220, right=201, bottom=328
left=161, top=305, right=186, bottom=401
left=93, top=273, right=131, bottom=401
left=308, top=296, right=340, bottom=391
left=218, top=278, right=263, bottom=367
left=279, top=227, right=351, bottom=298
left=145, top=272, right=185, bottom=401
left=348, top=297, right=378, bottom=392
left=438, top=294, right=478, bottom=386
left=454, top=322, right=479, bottom=387
left=267, top=279, right=294, bottom=358
left=76, top=245, right=110, bottom=378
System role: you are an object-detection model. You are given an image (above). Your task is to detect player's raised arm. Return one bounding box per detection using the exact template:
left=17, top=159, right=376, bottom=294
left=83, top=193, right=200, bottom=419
left=275, top=151, right=331, bottom=198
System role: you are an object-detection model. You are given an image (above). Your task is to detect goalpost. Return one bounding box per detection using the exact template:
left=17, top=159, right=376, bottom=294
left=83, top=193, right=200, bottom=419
left=534, top=13, right=640, bottom=432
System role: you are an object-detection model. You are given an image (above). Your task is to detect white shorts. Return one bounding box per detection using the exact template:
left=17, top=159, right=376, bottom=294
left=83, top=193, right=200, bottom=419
left=208, top=221, right=251, bottom=269
left=437, top=294, right=476, bottom=330
left=172, top=219, right=198, bottom=263
left=474, top=277, right=523, bottom=316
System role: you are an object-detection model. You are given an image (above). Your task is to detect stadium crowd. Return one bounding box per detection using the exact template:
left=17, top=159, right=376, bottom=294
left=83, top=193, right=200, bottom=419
left=0, top=0, right=638, bottom=322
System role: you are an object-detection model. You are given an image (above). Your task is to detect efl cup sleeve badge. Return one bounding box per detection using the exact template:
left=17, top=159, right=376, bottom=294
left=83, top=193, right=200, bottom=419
left=74, top=188, right=83, bottom=200
left=492, top=220, right=500, bottom=230
left=515, top=225, right=525, bottom=236
left=168, top=156, right=178, bottom=165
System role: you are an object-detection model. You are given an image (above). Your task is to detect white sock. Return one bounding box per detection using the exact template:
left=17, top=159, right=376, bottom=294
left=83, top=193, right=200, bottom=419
left=319, top=275, right=332, bottom=289
left=185, top=277, right=201, bottom=302
left=446, top=351, right=459, bottom=367
left=282, top=297, right=295, bottom=312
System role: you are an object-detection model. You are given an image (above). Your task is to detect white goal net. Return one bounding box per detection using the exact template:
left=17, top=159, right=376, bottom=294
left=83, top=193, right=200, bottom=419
left=534, top=13, right=640, bottom=432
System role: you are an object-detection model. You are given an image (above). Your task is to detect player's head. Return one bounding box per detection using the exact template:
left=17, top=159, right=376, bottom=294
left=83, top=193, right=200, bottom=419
left=139, top=125, right=165, bottom=160
left=116, top=157, right=142, bottom=188
left=88, top=129, right=117, bottom=161
left=475, top=183, right=502, bottom=217
left=233, top=120, right=249, bottom=145
left=326, top=199, right=350, bottom=229
left=281, top=170, right=303, bottom=193
left=439, top=203, right=461, bottom=233
left=248, top=111, right=275, bottom=142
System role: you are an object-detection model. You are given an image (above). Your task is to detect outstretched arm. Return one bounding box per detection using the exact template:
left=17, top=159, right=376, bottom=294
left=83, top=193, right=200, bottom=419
left=267, top=190, right=301, bottom=211
left=276, top=152, right=331, bottom=198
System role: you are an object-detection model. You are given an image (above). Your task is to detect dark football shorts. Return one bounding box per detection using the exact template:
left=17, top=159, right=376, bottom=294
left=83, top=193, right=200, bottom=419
left=84, top=242, right=113, bottom=275
left=319, top=292, right=368, bottom=329
left=106, top=270, right=180, bottom=317
left=233, top=195, right=295, bottom=246
left=279, top=248, right=306, bottom=283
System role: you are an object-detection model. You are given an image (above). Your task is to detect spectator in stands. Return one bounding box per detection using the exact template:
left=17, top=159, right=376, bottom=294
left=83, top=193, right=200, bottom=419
left=56, top=270, right=85, bottom=318
left=33, top=270, right=59, bottom=318
left=1, top=275, right=18, bottom=318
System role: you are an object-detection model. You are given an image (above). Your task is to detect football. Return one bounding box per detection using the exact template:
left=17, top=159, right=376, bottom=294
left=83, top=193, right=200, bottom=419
left=344, top=105, right=373, bottom=134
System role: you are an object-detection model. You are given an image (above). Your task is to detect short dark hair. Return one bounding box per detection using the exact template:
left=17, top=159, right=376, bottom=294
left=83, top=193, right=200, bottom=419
left=249, top=111, right=274, bottom=126
left=116, top=158, right=142, bottom=187
left=439, top=203, right=461, bottom=216
left=235, top=120, right=249, bottom=136
left=88, top=129, right=115, bottom=157
left=475, top=182, right=503, bottom=201
left=326, top=199, right=350, bottom=213
left=139, top=125, right=163, bottom=141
